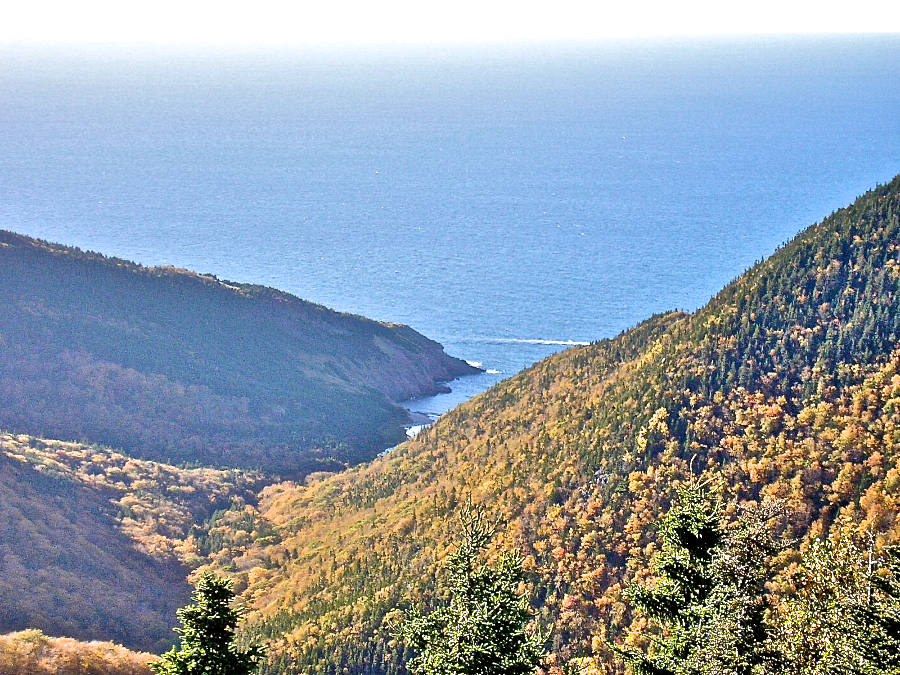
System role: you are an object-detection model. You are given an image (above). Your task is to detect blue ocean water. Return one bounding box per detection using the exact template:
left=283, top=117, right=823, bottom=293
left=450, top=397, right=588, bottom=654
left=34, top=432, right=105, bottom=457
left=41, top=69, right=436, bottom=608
left=1, top=36, right=899, bottom=419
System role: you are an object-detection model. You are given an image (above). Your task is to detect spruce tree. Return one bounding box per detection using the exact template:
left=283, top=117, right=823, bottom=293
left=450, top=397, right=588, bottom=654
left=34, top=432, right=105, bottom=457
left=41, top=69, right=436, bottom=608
left=618, top=478, right=782, bottom=675
left=396, top=501, right=547, bottom=675
left=151, top=572, right=264, bottom=675
left=620, top=478, right=724, bottom=675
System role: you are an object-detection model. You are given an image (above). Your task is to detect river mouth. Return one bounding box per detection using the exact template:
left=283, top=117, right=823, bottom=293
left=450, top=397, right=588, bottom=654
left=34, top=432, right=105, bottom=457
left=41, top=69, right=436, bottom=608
left=400, top=368, right=505, bottom=436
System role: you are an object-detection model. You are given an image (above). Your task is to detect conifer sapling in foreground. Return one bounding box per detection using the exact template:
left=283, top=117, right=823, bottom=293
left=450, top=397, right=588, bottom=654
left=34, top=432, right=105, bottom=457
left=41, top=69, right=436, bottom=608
left=396, top=500, right=547, bottom=675
left=150, top=572, right=263, bottom=675
left=617, top=477, right=784, bottom=675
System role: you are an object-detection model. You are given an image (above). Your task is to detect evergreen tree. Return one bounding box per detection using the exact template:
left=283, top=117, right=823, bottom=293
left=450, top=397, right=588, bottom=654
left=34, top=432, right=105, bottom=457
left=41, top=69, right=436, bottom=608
left=618, top=479, right=781, bottom=675
left=395, top=501, right=547, bottom=675
left=692, top=501, right=784, bottom=675
left=151, top=572, right=264, bottom=675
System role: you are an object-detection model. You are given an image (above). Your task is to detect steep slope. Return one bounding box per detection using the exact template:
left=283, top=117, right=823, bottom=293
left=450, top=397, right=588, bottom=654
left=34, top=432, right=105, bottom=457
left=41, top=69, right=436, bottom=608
left=210, top=175, right=900, bottom=674
left=0, top=231, right=479, bottom=476
left=0, top=433, right=263, bottom=651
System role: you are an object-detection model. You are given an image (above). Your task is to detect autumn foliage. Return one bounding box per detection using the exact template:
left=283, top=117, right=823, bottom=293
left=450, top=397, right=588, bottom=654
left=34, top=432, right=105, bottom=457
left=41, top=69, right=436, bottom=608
left=211, top=175, right=900, bottom=674
left=0, top=630, right=153, bottom=675
left=2, top=174, right=900, bottom=674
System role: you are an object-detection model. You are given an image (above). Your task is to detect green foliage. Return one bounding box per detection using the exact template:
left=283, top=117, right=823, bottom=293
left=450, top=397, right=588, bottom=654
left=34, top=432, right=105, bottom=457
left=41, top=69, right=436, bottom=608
left=151, top=573, right=264, bottom=675
left=7, top=174, right=900, bottom=675
left=773, top=532, right=900, bottom=675
left=867, top=546, right=900, bottom=672
left=620, top=491, right=900, bottom=675
left=620, top=481, right=782, bottom=675
left=622, top=479, right=724, bottom=675
left=396, top=502, right=547, bottom=675
left=698, top=502, right=785, bottom=675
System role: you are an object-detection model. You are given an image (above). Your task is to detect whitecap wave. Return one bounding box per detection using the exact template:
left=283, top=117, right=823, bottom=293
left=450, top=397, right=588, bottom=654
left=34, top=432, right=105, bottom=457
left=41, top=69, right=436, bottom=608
left=466, top=360, right=483, bottom=368
left=456, top=337, right=590, bottom=347
left=486, top=369, right=501, bottom=374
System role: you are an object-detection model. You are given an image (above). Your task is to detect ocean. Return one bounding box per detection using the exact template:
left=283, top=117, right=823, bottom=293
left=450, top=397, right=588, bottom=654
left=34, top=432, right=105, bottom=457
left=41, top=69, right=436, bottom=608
left=2, top=35, right=899, bottom=420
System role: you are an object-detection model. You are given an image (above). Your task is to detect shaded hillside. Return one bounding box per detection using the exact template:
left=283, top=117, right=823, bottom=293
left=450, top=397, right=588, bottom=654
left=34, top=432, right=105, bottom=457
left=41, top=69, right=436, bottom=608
left=0, top=433, right=263, bottom=652
left=0, top=630, right=153, bottom=675
left=0, top=232, right=478, bottom=476
left=201, top=175, right=900, bottom=674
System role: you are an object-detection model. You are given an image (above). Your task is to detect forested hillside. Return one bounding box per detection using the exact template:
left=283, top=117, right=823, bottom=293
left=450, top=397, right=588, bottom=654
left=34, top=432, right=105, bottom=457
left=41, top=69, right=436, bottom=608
left=202, top=175, right=900, bottom=674
left=0, top=433, right=263, bottom=651
left=0, top=232, right=478, bottom=476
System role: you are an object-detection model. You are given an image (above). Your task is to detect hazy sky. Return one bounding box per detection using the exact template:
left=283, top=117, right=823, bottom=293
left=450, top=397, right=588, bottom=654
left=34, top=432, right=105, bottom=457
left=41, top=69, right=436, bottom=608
left=3, top=0, right=900, bottom=46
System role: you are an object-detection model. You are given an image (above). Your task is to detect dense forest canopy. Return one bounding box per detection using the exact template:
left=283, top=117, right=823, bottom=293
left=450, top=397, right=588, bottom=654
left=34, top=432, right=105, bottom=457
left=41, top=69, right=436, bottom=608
left=212, top=174, right=900, bottom=674
left=0, top=432, right=266, bottom=651
left=0, top=630, right=154, bottom=675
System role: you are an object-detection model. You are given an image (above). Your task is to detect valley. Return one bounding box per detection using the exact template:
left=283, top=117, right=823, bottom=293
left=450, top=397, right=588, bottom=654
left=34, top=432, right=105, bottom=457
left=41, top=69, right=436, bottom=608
left=2, top=174, right=899, bottom=672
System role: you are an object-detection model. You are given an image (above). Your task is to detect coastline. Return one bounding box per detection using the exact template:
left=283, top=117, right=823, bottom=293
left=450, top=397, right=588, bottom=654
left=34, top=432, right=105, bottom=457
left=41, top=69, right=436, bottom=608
left=399, top=367, right=503, bottom=435
left=398, top=342, right=584, bottom=436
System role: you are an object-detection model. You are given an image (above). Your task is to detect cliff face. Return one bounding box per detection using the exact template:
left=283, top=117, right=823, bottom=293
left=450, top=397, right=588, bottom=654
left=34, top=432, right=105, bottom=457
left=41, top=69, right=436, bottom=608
left=348, top=323, right=477, bottom=402
left=0, top=231, right=478, bottom=476
left=3, top=177, right=899, bottom=670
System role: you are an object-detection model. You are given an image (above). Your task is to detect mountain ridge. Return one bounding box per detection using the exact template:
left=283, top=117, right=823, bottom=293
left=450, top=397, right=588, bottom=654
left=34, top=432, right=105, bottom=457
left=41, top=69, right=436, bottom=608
left=0, top=230, right=479, bottom=476
left=2, top=174, right=899, bottom=672
left=212, top=174, right=900, bottom=674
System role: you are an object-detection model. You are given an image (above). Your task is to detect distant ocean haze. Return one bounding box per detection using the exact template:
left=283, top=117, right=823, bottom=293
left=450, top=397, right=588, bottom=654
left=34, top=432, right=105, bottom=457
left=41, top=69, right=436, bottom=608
left=1, top=35, right=899, bottom=415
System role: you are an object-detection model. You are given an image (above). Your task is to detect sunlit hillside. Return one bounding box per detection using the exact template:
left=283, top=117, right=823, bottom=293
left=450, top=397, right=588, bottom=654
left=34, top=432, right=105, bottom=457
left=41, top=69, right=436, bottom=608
left=207, top=175, right=900, bottom=674
left=0, top=433, right=264, bottom=651
left=0, top=630, right=153, bottom=675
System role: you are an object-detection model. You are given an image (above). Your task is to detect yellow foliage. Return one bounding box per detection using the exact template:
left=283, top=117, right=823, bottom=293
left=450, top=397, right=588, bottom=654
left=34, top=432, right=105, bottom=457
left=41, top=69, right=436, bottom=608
left=0, top=630, right=153, bottom=675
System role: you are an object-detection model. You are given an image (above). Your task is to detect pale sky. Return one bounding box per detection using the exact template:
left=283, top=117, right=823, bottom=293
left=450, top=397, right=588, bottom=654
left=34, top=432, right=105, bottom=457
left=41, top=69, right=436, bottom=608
left=3, top=0, right=900, bottom=46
